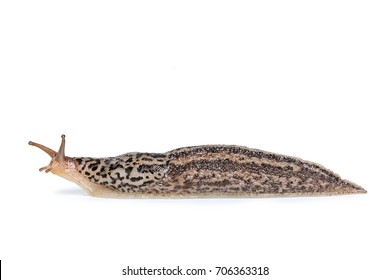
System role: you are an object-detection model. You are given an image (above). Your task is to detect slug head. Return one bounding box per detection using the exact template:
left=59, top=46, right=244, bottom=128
left=29, top=135, right=77, bottom=177
left=29, top=135, right=121, bottom=197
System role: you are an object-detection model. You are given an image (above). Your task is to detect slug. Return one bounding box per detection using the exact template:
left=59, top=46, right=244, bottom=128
left=29, top=135, right=366, bottom=198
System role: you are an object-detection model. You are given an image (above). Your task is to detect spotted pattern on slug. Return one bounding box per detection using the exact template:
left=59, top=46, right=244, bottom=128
left=75, top=153, right=170, bottom=193
left=73, top=145, right=365, bottom=197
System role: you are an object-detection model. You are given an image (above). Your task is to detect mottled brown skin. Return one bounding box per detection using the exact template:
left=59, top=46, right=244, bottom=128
left=74, top=145, right=366, bottom=197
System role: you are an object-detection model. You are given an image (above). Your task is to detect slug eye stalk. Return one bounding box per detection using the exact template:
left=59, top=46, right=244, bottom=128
left=29, top=134, right=67, bottom=173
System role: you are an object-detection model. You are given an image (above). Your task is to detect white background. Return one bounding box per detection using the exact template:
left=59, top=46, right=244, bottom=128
left=0, top=1, right=389, bottom=279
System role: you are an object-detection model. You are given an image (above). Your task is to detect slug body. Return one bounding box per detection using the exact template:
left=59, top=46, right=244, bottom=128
left=29, top=135, right=366, bottom=198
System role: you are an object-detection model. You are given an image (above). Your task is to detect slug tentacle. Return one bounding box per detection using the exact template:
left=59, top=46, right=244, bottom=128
left=56, top=134, right=66, bottom=163
left=28, top=141, right=56, bottom=158
left=29, top=135, right=367, bottom=198
left=29, top=134, right=67, bottom=173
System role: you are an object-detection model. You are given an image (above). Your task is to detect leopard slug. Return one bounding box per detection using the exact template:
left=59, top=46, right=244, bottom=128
left=28, top=135, right=366, bottom=198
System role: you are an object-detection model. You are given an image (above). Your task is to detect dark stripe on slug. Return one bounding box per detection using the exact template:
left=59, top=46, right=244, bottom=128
left=141, top=180, right=156, bottom=186
left=149, top=153, right=167, bottom=158
left=168, top=146, right=340, bottom=181
left=137, top=164, right=167, bottom=174
left=130, top=176, right=143, bottom=182
left=168, top=159, right=338, bottom=183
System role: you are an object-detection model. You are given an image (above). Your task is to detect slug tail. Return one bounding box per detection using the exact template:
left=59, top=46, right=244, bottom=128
left=341, top=179, right=367, bottom=195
